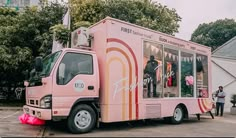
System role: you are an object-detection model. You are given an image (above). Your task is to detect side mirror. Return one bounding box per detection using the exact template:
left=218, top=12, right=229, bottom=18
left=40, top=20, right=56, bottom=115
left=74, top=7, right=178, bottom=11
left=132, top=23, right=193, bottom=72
left=35, top=57, right=43, bottom=72
left=24, top=81, right=29, bottom=87
left=59, top=63, right=65, bottom=79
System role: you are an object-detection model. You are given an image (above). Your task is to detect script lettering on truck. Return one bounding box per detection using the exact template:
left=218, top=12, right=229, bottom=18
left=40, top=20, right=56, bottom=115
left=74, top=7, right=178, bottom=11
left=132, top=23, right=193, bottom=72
left=112, top=71, right=175, bottom=98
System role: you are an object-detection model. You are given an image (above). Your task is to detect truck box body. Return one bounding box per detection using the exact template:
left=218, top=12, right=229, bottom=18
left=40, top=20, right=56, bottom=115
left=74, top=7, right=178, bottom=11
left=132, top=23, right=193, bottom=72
left=89, top=17, right=212, bottom=123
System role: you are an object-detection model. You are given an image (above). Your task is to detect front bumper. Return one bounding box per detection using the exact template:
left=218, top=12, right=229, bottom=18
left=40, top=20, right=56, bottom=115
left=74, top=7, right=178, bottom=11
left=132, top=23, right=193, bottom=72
left=23, top=105, right=52, bottom=120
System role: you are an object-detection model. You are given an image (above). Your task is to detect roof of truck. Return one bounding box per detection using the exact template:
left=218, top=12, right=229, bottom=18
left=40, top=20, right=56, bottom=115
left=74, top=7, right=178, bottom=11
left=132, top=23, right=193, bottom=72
left=62, top=48, right=96, bottom=54
left=90, top=17, right=211, bottom=51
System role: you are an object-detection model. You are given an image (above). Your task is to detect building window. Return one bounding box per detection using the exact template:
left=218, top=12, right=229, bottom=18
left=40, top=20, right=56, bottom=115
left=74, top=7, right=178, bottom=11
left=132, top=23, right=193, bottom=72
left=0, top=0, right=5, bottom=6
left=10, top=0, right=19, bottom=6
left=24, top=0, right=30, bottom=6
left=20, top=0, right=30, bottom=7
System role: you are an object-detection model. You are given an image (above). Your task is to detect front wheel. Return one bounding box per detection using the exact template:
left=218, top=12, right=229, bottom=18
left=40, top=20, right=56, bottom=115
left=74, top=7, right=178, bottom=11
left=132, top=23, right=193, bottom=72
left=67, top=104, right=96, bottom=134
left=170, top=105, right=184, bottom=124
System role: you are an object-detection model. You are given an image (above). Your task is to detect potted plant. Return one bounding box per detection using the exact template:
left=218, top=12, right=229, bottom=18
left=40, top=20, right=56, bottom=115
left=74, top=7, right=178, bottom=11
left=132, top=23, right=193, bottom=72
left=230, top=94, right=236, bottom=115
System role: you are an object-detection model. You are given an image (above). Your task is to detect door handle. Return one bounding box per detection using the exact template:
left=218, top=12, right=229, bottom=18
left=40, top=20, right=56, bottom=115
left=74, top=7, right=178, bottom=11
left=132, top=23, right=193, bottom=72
left=88, top=86, right=94, bottom=90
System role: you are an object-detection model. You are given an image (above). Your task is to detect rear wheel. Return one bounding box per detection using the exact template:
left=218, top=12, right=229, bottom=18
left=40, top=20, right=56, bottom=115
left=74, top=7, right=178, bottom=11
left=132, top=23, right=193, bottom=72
left=67, top=104, right=96, bottom=133
left=170, top=105, right=184, bottom=124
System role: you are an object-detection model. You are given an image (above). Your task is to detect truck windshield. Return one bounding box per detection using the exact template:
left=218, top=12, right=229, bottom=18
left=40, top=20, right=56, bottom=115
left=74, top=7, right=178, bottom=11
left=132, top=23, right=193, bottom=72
left=28, top=51, right=61, bottom=87
left=39, top=51, right=62, bottom=77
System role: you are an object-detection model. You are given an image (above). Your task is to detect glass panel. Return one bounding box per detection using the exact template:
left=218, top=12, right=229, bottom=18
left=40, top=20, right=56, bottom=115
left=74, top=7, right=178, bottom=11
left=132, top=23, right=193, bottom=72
left=196, top=54, right=208, bottom=98
left=57, top=53, right=93, bottom=85
left=20, top=0, right=30, bottom=6
left=143, top=41, right=163, bottom=98
left=24, top=0, right=30, bottom=6
left=0, top=0, right=5, bottom=6
left=39, top=50, right=61, bottom=77
left=10, top=0, right=19, bottom=6
left=20, top=0, right=24, bottom=6
left=181, top=52, right=194, bottom=97
left=163, top=48, right=179, bottom=98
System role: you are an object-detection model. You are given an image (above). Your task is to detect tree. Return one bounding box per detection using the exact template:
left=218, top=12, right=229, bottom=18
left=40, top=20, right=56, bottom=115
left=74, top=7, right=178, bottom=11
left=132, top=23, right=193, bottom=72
left=191, top=18, right=236, bottom=51
left=69, top=0, right=181, bottom=35
left=50, top=24, right=70, bottom=46
left=0, top=3, right=66, bottom=94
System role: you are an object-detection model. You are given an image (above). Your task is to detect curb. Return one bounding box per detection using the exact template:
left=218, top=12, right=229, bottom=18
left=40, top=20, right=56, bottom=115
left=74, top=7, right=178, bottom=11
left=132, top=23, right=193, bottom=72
left=0, top=106, right=22, bottom=110
left=36, top=126, right=46, bottom=138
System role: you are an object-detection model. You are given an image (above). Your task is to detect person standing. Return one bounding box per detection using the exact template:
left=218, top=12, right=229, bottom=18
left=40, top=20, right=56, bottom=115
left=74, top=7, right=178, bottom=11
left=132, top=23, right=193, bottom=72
left=215, top=86, right=226, bottom=116
left=144, top=55, right=158, bottom=97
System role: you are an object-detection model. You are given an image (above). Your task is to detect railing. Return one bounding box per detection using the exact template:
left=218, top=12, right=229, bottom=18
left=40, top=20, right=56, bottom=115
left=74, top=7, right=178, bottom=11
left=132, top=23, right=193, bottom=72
left=0, top=87, right=25, bottom=101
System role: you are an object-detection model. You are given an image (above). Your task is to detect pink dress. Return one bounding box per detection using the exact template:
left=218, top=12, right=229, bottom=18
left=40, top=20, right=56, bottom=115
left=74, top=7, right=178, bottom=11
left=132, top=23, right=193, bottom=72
left=185, top=76, right=194, bottom=86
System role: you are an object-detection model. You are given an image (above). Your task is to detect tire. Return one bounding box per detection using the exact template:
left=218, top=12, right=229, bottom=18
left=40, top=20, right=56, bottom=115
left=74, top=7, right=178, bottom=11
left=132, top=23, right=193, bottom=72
left=163, top=117, right=171, bottom=123
left=170, top=105, right=184, bottom=124
left=67, top=104, right=96, bottom=134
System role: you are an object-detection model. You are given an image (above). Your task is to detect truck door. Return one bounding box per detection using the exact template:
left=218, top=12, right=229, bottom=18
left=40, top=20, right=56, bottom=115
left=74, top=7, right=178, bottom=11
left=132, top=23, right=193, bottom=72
left=52, top=52, right=98, bottom=117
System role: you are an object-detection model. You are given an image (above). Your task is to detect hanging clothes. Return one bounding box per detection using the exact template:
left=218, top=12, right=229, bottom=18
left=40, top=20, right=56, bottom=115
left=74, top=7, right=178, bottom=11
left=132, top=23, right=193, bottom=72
left=196, top=59, right=204, bottom=73
left=171, top=62, right=177, bottom=86
left=167, top=76, right=172, bottom=86
left=185, top=75, right=194, bottom=86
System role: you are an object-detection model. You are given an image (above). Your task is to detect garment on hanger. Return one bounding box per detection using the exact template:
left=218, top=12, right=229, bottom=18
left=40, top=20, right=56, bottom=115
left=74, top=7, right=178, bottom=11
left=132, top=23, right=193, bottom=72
left=185, top=75, right=194, bottom=86
left=196, top=59, right=204, bottom=73
left=171, top=63, right=177, bottom=86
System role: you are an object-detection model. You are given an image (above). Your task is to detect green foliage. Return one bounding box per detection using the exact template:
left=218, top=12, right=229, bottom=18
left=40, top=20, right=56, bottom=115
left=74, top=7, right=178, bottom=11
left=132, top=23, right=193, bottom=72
left=69, top=0, right=181, bottom=35
left=74, top=21, right=91, bottom=30
left=191, top=18, right=236, bottom=51
left=230, top=94, right=236, bottom=107
left=50, top=24, right=70, bottom=46
left=0, top=0, right=181, bottom=89
left=0, top=4, right=66, bottom=87
left=0, top=7, right=18, bottom=16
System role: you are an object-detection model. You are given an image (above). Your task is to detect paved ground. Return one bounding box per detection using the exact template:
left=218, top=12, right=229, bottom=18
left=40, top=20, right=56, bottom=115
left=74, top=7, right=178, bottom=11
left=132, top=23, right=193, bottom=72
left=0, top=109, right=236, bottom=137
left=0, top=109, right=44, bottom=137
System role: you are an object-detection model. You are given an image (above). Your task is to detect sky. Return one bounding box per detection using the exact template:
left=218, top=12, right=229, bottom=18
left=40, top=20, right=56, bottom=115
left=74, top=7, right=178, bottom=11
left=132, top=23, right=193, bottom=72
left=157, top=0, right=236, bottom=41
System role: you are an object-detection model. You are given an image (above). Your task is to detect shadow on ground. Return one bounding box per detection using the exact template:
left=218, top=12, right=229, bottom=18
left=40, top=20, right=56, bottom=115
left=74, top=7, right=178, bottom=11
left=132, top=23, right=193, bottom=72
left=45, top=116, right=204, bottom=135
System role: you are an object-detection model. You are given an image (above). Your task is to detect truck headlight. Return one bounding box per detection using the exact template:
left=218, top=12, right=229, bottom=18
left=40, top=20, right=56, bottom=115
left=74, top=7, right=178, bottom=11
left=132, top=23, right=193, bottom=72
left=40, top=95, right=52, bottom=108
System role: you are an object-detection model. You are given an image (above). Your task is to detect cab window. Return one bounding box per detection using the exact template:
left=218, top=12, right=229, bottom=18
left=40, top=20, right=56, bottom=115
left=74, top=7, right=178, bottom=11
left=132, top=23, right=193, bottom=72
left=57, top=52, right=93, bottom=85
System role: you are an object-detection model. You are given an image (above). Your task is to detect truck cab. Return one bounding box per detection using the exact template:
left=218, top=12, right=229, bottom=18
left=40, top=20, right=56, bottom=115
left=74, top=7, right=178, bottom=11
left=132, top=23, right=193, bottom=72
left=24, top=47, right=100, bottom=133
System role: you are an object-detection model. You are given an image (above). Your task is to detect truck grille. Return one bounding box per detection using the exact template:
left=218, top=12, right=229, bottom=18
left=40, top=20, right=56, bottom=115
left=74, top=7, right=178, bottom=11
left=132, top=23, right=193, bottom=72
left=28, top=99, right=39, bottom=106
left=30, top=100, right=34, bottom=105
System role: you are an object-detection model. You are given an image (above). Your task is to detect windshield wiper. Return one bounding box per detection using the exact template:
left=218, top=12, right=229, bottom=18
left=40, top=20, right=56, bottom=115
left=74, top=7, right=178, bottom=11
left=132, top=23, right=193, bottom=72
left=39, top=73, right=46, bottom=77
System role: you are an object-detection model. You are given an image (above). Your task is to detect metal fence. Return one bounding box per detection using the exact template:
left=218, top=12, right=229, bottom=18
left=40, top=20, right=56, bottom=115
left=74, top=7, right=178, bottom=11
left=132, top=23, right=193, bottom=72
left=0, top=87, right=25, bottom=102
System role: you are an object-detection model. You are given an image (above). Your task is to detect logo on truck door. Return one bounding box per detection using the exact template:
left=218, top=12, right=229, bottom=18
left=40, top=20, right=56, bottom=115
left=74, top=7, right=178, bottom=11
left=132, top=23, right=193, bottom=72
left=74, top=80, right=85, bottom=92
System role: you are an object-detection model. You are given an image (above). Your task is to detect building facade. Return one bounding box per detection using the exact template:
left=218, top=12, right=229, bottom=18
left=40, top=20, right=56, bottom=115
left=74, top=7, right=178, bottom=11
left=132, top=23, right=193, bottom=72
left=212, top=36, right=236, bottom=112
left=0, top=0, right=39, bottom=9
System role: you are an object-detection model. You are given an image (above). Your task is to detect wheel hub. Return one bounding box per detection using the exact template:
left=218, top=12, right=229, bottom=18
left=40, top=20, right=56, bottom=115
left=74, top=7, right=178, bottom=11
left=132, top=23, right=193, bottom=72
left=74, top=110, right=91, bottom=129
left=174, top=108, right=182, bottom=121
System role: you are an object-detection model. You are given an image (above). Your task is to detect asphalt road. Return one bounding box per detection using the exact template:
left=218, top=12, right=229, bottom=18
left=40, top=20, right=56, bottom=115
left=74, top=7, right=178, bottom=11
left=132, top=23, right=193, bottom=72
left=0, top=109, right=236, bottom=137
left=0, top=109, right=44, bottom=137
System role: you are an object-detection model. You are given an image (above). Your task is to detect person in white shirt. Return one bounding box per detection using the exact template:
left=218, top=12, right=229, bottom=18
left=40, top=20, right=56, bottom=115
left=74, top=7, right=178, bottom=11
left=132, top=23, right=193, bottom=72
left=215, top=86, right=226, bottom=116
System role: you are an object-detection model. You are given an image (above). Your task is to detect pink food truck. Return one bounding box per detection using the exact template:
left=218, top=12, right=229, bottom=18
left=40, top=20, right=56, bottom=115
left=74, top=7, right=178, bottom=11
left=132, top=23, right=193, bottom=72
left=23, top=17, right=213, bottom=133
